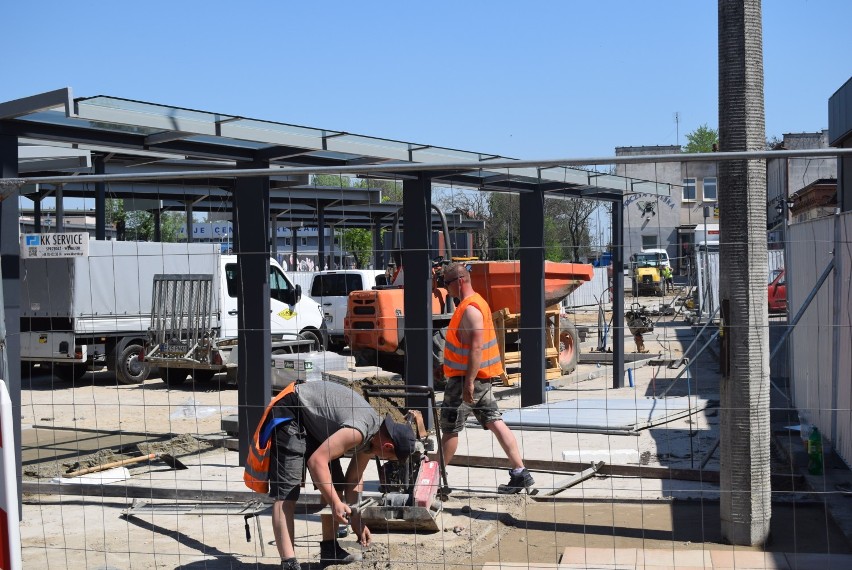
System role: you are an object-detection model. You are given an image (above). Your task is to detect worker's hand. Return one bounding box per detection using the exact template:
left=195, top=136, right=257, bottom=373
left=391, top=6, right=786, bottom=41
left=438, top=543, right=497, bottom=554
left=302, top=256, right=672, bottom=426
left=463, top=380, right=475, bottom=404
left=354, top=522, right=372, bottom=547
left=333, top=500, right=352, bottom=525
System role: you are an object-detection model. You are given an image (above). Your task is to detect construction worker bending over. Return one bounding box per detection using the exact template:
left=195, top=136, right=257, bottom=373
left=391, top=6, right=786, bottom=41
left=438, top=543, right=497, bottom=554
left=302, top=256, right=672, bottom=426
left=440, top=262, right=535, bottom=494
left=245, top=381, right=416, bottom=569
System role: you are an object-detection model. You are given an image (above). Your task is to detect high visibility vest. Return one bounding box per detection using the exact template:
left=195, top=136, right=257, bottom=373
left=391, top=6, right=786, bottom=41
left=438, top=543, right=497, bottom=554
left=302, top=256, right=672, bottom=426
left=244, top=382, right=297, bottom=493
left=443, top=292, right=504, bottom=379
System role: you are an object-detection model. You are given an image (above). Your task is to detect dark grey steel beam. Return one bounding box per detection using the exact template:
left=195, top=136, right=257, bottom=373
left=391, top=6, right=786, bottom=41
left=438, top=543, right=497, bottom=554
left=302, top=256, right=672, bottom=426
left=94, top=155, right=106, bottom=240
left=233, top=161, right=272, bottom=467
left=519, top=187, right=546, bottom=407
left=255, top=145, right=315, bottom=162
left=372, top=217, right=384, bottom=269
left=402, top=174, right=433, bottom=424
left=0, top=87, right=72, bottom=120
left=612, top=200, right=625, bottom=388
left=317, top=206, right=326, bottom=269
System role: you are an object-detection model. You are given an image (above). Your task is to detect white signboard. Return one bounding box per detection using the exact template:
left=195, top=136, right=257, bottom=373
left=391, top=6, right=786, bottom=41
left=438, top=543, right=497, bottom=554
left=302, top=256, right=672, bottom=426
left=20, top=233, right=89, bottom=259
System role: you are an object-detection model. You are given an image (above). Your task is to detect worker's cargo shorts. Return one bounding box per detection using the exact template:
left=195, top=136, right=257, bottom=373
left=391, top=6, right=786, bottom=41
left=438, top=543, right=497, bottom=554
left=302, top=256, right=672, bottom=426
left=440, top=377, right=502, bottom=433
left=268, top=392, right=345, bottom=501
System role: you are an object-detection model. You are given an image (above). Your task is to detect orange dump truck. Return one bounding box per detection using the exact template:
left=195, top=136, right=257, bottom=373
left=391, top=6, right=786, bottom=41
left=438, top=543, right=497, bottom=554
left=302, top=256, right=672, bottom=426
left=344, top=260, right=593, bottom=378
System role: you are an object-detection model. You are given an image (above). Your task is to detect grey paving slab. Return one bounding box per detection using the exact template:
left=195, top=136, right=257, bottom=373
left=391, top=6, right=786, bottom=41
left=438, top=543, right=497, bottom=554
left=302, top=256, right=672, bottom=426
left=499, top=397, right=709, bottom=434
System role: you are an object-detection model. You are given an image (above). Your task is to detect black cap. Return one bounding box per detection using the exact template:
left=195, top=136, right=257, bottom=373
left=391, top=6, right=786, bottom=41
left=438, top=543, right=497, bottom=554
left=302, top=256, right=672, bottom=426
left=382, top=414, right=416, bottom=460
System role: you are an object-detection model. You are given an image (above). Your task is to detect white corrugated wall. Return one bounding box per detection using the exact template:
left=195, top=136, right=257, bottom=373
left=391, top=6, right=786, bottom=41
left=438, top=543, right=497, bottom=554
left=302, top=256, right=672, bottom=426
left=787, top=213, right=852, bottom=467
left=562, top=267, right=609, bottom=309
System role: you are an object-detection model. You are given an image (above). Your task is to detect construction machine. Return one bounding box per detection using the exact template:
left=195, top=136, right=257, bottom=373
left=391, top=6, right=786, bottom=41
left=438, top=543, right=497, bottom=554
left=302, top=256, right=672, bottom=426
left=344, top=204, right=593, bottom=384
left=630, top=250, right=667, bottom=297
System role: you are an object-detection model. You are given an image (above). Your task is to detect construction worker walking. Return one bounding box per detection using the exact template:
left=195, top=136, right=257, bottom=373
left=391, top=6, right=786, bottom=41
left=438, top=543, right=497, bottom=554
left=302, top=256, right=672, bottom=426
left=439, top=262, right=535, bottom=494
left=661, top=265, right=674, bottom=293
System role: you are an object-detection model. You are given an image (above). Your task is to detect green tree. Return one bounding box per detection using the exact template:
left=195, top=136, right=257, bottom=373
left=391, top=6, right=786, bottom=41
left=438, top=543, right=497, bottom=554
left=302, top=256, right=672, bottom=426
left=340, top=228, right=373, bottom=268
left=683, top=124, right=719, bottom=153
left=104, top=198, right=186, bottom=242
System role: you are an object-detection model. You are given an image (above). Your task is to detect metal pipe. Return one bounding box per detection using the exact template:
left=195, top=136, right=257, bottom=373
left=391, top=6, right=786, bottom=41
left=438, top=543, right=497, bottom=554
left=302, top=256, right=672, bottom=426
left=9, top=148, right=852, bottom=186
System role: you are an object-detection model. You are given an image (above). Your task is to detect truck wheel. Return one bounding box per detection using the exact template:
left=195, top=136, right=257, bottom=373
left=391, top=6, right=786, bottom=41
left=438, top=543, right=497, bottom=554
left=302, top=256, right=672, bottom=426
left=116, top=343, right=150, bottom=385
left=54, top=363, right=87, bottom=384
left=558, top=320, right=580, bottom=375
left=160, top=367, right=189, bottom=386
left=299, top=329, right=325, bottom=352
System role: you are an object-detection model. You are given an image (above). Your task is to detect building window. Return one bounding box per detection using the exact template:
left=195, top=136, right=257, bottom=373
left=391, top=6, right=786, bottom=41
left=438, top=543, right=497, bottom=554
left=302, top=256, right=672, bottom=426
left=301, top=237, right=308, bottom=246
left=682, top=178, right=696, bottom=201
left=642, top=235, right=657, bottom=250
left=703, top=177, right=717, bottom=201
left=285, top=237, right=291, bottom=246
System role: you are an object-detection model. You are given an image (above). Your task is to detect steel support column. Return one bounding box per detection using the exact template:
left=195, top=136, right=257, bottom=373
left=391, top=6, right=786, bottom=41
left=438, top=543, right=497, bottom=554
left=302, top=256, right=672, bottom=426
left=153, top=208, right=161, bottom=242
left=233, top=162, right=271, bottom=467
left=33, top=190, right=41, bottom=232
left=519, top=188, right=546, bottom=407
left=0, top=133, right=21, bottom=514
left=317, top=206, right=326, bottom=270
left=94, top=155, right=106, bottom=240
left=55, top=184, right=64, bottom=232
left=291, top=227, right=298, bottom=270
left=372, top=217, right=383, bottom=270
left=402, top=174, right=433, bottom=422
left=612, top=200, right=625, bottom=388
left=185, top=201, right=194, bottom=243
left=270, top=211, right=278, bottom=261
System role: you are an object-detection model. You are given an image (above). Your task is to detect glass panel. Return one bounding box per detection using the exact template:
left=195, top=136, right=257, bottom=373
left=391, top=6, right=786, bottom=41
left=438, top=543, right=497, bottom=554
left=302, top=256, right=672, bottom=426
left=682, top=178, right=696, bottom=200
left=703, top=177, right=717, bottom=200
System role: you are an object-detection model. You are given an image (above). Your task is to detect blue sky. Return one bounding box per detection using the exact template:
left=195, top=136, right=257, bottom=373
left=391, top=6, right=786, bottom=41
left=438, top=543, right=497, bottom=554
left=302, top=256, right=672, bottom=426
left=3, top=1, right=850, bottom=160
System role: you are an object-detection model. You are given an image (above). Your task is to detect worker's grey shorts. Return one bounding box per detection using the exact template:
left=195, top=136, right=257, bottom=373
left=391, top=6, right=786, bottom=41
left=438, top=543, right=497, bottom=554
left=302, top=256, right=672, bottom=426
left=269, top=417, right=307, bottom=501
left=440, top=377, right=502, bottom=433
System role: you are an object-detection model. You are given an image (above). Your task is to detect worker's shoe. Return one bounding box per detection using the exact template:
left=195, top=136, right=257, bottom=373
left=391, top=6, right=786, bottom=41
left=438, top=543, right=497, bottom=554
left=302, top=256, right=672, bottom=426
left=497, top=468, right=535, bottom=494
left=281, top=557, right=301, bottom=570
left=319, top=540, right=362, bottom=564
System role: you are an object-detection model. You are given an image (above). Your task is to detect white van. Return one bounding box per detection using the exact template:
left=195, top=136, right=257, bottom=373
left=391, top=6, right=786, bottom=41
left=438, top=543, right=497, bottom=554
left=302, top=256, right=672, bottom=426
left=309, top=269, right=388, bottom=349
left=221, top=255, right=327, bottom=348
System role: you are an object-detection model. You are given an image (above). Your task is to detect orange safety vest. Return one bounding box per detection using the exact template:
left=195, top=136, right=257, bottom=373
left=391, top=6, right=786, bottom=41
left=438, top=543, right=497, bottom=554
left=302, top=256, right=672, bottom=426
left=244, top=382, right=297, bottom=493
left=443, top=292, right=504, bottom=379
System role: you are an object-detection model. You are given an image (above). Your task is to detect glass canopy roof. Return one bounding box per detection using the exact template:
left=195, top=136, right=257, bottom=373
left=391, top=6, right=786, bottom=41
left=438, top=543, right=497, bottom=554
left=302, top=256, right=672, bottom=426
left=0, top=88, right=673, bottom=199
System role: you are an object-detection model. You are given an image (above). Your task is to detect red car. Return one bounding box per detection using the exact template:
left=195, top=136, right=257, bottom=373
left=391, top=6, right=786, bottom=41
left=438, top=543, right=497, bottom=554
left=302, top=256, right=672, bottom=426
left=768, top=269, right=787, bottom=313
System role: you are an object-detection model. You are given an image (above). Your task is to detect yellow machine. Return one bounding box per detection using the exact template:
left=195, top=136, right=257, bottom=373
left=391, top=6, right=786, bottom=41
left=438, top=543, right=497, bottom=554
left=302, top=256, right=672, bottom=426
left=630, top=251, right=665, bottom=296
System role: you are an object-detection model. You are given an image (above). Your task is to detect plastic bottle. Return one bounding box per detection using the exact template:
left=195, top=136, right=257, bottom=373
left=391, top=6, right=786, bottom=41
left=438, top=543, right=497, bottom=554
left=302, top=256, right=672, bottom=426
left=808, top=427, right=824, bottom=476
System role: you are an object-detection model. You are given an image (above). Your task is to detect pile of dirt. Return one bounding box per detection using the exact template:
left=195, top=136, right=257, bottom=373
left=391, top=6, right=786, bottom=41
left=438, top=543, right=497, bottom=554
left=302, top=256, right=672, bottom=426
left=350, top=376, right=410, bottom=424
left=22, top=433, right=214, bottom=480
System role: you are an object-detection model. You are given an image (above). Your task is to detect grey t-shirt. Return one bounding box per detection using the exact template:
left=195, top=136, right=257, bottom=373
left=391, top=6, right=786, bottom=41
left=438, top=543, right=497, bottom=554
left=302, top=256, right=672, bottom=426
left=293, top=381, right=382, bottom=454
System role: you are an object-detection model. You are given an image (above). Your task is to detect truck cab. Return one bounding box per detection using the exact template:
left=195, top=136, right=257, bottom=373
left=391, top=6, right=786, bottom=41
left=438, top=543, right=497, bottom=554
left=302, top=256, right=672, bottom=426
left=220, top=255, right=327, bottom=348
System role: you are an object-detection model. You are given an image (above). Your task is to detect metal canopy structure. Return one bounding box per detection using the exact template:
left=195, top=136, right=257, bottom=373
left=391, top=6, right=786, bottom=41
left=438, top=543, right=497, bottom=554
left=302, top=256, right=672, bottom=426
left=0, top=87, right=657, bottom=476
left=0, top=88, right=669, bottom=200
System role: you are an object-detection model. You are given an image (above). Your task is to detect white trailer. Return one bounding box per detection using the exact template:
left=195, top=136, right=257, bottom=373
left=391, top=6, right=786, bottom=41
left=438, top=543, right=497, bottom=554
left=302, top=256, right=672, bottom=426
left=21, top=241, right=219, bottom=384
left=145, top=255, right=328, bottom=385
